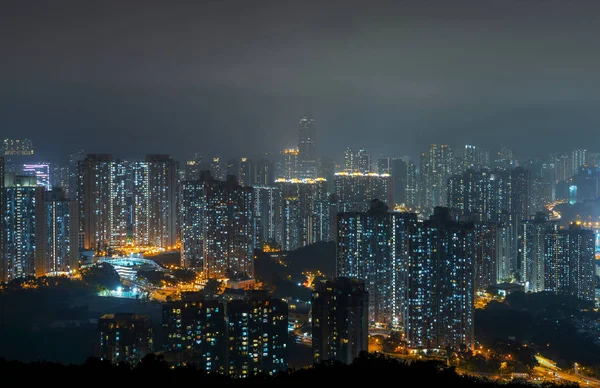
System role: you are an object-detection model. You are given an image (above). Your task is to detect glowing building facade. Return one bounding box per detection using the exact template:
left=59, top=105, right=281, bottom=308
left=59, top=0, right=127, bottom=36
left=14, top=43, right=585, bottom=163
left=22, top=163, right=51, bottom=190
left=333, top=172, right=393, bottom=213
left=336, top=200, right=417, bottom=326
left=405, top=207, right=475, bottom=351
left=276, top=178, right=330, bottom=251
left=3, top=174, right=44, bottom=281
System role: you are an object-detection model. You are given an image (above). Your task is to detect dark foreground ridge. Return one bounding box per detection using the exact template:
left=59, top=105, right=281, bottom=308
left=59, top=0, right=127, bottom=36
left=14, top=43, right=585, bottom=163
left=0, top=352, right=577, bottom=387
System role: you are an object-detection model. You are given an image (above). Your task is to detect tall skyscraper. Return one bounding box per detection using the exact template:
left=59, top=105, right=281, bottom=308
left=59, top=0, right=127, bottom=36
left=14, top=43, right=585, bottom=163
left=545, top=223, right=595, bottom=302
left=210, top=157, right=223, bottom=180
left=78, top=154, right=127, bottom=252
left=494, top=145, right=515, bottom=171
left=204, top=174, right=255, bottom=278
left=511, top=167, right=531, bottom=224
left=50, top=163, right=70, bottom=193
left=96, top=313, right=153, bottom=365
left=462, top=145, right=489, bottom=173
left=239, top=157, right=252, bottom=187
left=344, top=147, right=371, bottom=173
left=419, top=144, right=453, bottom=212
left=334, top=172, right=393, bottom=213
left=22, top=163, right=51, bottom=190
left=162, top=298, right=226, bottom=373
left=297, top=115, right=317, bottom=179
left=3, top=174, right=44, bottom=281
left=180, top=180, right=205, bottom=269
left=253, top=157, right=272, bottom=186
left=146, top=155, right=178, bottom=248
left=68, top=149, right=86, bottom=200
left=518, top=212, right=559, bottom=292
left=336, top=199, right=417, bottom=326
left=281, top=148, right=299, bottom=179
left=227, top=291, right=288, bottom=378
left=276, top=178, right=329, bottom=251
left=312, top=277, right=369, bottom=365
left=377, top=157, right=392, bottom=175
left=473, top=223, right=497, bottom=292
left=35, top=188, right=79, bottom=276
left=572, top=149, right=587, bottom=175
left=496, top=222, right=517, bottom=282
left=253, top=185, right=282, bottom=247
left=405, top=207, right=475, bottom=351
left=131, top=161, right=149, bottom=246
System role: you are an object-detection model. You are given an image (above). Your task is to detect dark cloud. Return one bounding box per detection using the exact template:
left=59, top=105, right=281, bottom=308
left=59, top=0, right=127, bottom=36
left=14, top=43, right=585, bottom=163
left=1, top=0, right=599, bottom=163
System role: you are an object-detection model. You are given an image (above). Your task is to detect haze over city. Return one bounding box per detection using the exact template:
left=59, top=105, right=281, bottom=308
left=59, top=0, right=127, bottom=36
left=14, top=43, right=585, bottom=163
left=2, top=0, right=600, bottom=162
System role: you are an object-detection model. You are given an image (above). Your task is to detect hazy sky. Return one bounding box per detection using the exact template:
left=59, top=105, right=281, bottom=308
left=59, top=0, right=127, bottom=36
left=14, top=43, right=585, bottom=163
left=1, top=0, right=600, bottom=163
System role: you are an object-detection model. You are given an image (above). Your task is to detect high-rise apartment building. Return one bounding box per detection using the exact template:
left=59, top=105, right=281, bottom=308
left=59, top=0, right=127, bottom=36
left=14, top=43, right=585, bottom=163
left=461, top=145, right=489, bottom=173
left=336, top=199, right=417, bottom=326
left=334, top=172, right=393, bottom=213
left=35, top=188, right=79, bottom=276
left=96, top=313, right=153, bottom=365
left=281, top=148, right=299, bottom=180
left=276, top=178, right=329, bottom=251
left=473, top=223, right=497, bottom=292
left=162, top=298, right=226, bottom=373
left=419, top=144, right=453, bottom=212
left=3, top=174, right=44, bottom=281
left=518, top=212, right=559, bottom=292
left=297, top=116, right=317, bottom=179
left=227, top=291, right=288, bottom=378
left=253, top=185, right=282, bottom=247
left=210, top=157, right=223, bottom=180
left=312, top=277, right=369, bottom=365
left=68, top=149, right=85, bottom=200
left=179, top=180, right=205, bottom=269
left=544, top=223, right=595, bottom=302
left=78, top=154, right=127, bottom=251
left=572, top=149, right=587, bottom=175
left=131, top=161, right=149, bottom=246
left=203, top=175, right=255, bottom=278
left=146, top=155, right=178, bottom=248
left=405, top=207, right=475, bottom=351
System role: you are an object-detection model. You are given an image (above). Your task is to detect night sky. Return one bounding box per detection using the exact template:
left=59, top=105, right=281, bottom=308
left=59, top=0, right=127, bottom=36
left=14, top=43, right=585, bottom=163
left=1, top=0, right=600, bottom=163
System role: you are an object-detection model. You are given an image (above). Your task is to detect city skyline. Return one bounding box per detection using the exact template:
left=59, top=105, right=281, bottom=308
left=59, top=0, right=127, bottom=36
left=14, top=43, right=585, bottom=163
left=3, top=1, right=600, bottom=162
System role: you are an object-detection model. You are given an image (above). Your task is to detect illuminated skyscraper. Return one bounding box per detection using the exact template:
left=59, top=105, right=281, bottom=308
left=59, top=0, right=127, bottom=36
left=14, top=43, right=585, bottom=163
left=226, top=291, right=287, bottom=378
left=377, top=157, right=392, bottom=175
left=572, top=149, right=587, bottom=175
left=162, top=298, right=226, bottom=373
left=50, top=163, right=70, bottom=193
left=68, top=149, right=85, bottom=200
left=462, top=145, right=489, bottom=173
left=204, top=174, right=255, bottom=278
left=78, top=154, right=127, bottom=251
left=333, top=172, right=393, bottom=213
left=35, top=188, right=79, bottom=275
left=131, top=161, right=149, bottom=246
left=3, top=174, right=44, bottom=281
left=405, top=207, right=475, bottom=351
left=180, top=179, right=205, bottom=268
left=210, top=157, right=223, bottom=180
left=253, top=157, right=272, bottom=185
left=276, top=178, right=329, bottom=251
left=344, top=147, right=371, bottom=173
left=518, top=212, right=559, bottom=292
left=22, top=163, right=51, bottom=190
left=253, top=185, right=282, bottom=247
left=545, top=223, right=595, bottom=302
left=146, top=155, right=178, bottom=248
left=312, top=277, right=369, bottom=365
left=281, top=148, right=299, bottom=179
left=419, top=144, right=453, bottom=212
left=297, top=115, right=317, bottom=179
left=239, top=157, right=252, bottom=186
left=336, top=199, right=417, bottom=325
left=473, top=223, right=497, bottom=292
